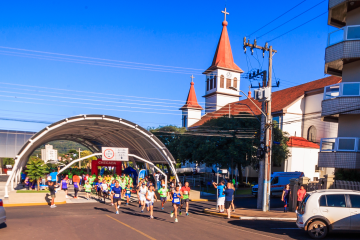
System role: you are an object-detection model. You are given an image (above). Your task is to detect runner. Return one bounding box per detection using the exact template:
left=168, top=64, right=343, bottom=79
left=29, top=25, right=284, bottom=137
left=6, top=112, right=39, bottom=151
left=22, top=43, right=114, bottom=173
left=111, top=181, right=122, bottom=214
left=96, top=179, right=102, bottom=200
left=170, top=185, right=183, bottom=223
left=158, top=184, right=169, bottom=210
left=137, top=183, right=147, bottom=213
left=110, top=180, right=116, bottom=206
left=101, top=180, right=109, bottom=204
left=73, top=181, right=79, bottom=199
left=120, top=177, right=126, bottom=199
left=84, top=181, right=92, bottom=200
left=145, top=185, right=157, bottom=219
left=125, top=184, right=132, bottom=205
left=60, top=176, right=69, bottom=198
left=180, top=182, right=190, bottom=216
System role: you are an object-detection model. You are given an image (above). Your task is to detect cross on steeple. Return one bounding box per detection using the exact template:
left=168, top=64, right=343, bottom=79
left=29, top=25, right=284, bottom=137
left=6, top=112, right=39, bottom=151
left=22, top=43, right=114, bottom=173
left=222, top=7, right=229, bottom=21
left=190, top=75, right=195, bottom=82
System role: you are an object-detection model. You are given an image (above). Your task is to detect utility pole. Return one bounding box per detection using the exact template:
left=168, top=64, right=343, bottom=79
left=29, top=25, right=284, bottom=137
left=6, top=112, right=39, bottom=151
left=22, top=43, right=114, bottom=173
left=78, top=148, right=81, bottom=169
left=243, top=38, right=277, bottom=212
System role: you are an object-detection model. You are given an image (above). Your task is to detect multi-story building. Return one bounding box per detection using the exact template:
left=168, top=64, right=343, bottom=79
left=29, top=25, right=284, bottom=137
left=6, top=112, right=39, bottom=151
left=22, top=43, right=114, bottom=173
left=41, top=144, right=58, bottom=163
left=318, top=1, right=360, bottom=169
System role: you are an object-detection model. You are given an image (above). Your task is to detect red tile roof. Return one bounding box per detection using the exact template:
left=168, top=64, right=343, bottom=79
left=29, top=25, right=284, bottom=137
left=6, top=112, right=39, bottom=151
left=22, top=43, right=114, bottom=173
left=190, top=76, right=341, bottom=127
left=180, top=81, right=203, bottom=110
left=203, top=21, right=243, bottom=74
left=287, top=136, right=320, bottom=149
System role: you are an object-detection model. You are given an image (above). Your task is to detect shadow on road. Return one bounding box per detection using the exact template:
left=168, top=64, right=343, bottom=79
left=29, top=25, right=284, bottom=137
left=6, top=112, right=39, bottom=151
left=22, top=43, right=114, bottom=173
left=0, top=223, right=7, bottom=229
left=93, top=207, right=113, bottom=213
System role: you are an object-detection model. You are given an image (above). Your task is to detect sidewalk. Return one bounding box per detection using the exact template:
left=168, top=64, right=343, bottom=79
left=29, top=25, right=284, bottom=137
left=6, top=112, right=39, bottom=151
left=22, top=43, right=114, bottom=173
left=204, top=207, right=297, bottom=221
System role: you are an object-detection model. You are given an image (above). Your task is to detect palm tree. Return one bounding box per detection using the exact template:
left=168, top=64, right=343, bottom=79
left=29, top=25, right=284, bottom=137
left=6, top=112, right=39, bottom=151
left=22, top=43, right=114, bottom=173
left=25, top=159, right=49, bottom=191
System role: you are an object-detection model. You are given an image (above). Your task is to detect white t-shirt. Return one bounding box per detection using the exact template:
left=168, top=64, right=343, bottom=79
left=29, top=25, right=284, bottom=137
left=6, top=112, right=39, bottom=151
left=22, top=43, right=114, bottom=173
left=101, top=183, right=108, bottom=191
left=139, top=186, right=147, bottom=195
left=146, top=191, right=155, bottom=202
left=155, top=174, right=160, bottom=182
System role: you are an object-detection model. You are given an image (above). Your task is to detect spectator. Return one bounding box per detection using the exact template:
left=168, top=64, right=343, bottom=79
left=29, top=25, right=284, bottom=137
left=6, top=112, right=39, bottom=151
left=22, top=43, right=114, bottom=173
left=222, top=182, right=235, bottom=218
left=281, top=184, right=291, bottom=213
left=154, top=172, right=160, bottom=190
left=213, top=180, right=225, bottom=213
left=296, top=185, right=307, bottom=213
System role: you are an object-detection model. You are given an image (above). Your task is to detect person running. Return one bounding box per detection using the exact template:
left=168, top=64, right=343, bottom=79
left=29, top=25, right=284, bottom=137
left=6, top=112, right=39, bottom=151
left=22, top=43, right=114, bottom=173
left=170, top=185, right=183, bottom=223
left=73, top=181, right=79, bottom=199
left=48, top=181, right=59, bottom=208
left=281, top=184, right=291, bottom=212
left=180, top=182, right=190, bottom=216
left=61, top=176, right=69, bottom=198
left=84, top=181, right=92, bottom=200
left=120, top=178, right=126, bottom=199
left=222, top=182, right=235, bottom=219
left=137, top=183, right=147, bottom=213
left=158, top=184, right=169, bottom=210
left=101, top=180, right=109, bottom=204
left=145, top=185, right=157, bottom=219
left=96, top=179, right=102, bottom=200
left=110, top=180, right=116, bottom=206
left=125, top=184, right=132, bottom=205
left=111, top=181, right=122, bottom=214
left=213, top=180, right=225, bottom=213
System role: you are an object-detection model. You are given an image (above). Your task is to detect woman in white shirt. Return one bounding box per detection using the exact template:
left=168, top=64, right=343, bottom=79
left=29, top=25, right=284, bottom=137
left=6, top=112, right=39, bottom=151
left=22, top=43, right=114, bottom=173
left=145, top=185, right=157, bottom=219
left=137, top=183, right=147, bottom=213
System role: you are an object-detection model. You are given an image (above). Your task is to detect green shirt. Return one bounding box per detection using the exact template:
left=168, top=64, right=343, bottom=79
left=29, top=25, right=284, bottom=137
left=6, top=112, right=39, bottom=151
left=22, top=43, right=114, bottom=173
left=85, top=184, right=92, bottom=192
left=120, top=181, right=126, bottom=188
left=68, top=173, right=73, bottom=179
left=158, top=188, right=168, bottom=198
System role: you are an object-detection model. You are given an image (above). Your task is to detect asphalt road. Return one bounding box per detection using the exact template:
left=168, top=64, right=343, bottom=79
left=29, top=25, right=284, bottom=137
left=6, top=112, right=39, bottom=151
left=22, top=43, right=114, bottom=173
left=1, top=199, right=359, bottom=240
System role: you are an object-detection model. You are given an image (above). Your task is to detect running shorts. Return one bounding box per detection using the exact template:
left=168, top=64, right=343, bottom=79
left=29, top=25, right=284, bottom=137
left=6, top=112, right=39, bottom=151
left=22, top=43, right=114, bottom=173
left=139, top=195, right=146, bottom=202
left=113, top=197, right=121, bottom=203
left=103, top=190, right=108, bottom=195
left=160, top=197, right=167, bottom=202
left=181, top=198, right=189, bottom=204
left=217, top=197, right=225, bottom=206
left=225, top=201, right=232, bottom=209
left=85, top=190, right=91, bottom=193
left=62, top=188, right=68, bottom=191
left=125, top=194, right=131, bottom=198
left=172, top=202, right=180, bottom=206
left=146, top=201, right=154, bottom=207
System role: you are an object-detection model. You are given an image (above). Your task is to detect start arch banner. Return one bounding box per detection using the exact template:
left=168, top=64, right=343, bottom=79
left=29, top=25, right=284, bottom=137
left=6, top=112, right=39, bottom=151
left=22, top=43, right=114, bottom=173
left=102, top=147, right=129, bottom=161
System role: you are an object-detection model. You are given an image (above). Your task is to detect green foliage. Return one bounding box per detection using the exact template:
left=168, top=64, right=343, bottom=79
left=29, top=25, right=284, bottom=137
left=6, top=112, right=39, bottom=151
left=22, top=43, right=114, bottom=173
left=25, top=159, right=49, bottom=191
left=3, top=158, right=15, bottom=166
left=272, top=124, right=291, bottom=166
left=31, top=140, right=89, bottom=156
left=335, top=169, right=360, bottom=182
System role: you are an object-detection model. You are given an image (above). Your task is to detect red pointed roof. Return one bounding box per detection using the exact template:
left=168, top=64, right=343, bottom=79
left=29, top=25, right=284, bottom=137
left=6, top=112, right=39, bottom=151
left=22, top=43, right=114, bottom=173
left=287, top=137, right=320, bottom=149
left=203, top=21, right=243, bottom=74
left=180, top=81, right=203, bottom=110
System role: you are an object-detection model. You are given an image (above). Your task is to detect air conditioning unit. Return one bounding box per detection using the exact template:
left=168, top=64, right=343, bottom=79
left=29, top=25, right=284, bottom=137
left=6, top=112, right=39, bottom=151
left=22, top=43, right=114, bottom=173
left=254, top=87, right=271, bottom=102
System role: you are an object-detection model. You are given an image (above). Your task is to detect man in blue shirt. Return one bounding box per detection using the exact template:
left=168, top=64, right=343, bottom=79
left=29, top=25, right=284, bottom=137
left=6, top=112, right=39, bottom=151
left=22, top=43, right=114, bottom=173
left=213, top=180, right=225, bottom=213
left=222, top=182, right=235, bottom=218
left=50, top=170, right=58, bottom=183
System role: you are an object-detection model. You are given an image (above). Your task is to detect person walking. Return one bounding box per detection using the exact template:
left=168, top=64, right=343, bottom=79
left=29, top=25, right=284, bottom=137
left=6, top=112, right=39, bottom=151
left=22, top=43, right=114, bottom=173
left=281, top=184, right=291, bottom=212
left=296, top=185, right=307, bottom=213
left=48, top=181, right=59, bottom=208
left=230, top=183, right=236, bottom=212
left=61, top=176, right=69, bottom=198
left=73, top=181, right=79, bottom=199
left=84, top=181, right=92, bottom=200
left=213, top=180, right=225, bottom=213
left=222, top=182, right=235, bottom=219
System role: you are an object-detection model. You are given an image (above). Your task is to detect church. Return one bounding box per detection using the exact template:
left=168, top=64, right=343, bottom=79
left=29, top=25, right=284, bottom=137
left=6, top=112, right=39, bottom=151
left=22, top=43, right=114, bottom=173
left=179, top=9, right=340, bottom=182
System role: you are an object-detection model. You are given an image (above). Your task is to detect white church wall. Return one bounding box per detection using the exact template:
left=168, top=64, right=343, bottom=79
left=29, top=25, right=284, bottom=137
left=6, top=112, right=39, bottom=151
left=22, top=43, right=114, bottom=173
left=304, top=93, right=323, bottom=113
left=183, top=109, right=202, bottom=128
left=287, top=147, right=320, bottom=181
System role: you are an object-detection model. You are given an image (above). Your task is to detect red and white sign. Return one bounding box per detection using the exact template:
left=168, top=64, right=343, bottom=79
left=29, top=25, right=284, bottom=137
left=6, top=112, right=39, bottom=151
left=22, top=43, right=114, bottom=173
left=101, top=147, right=129, bottom=161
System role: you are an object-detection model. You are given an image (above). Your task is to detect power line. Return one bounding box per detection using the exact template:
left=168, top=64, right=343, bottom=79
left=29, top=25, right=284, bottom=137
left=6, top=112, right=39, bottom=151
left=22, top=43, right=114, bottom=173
left=268, top=11, right=328, bottom=42
left=248, top=0, right=308, bottom=36
left=257, top=0, right=326, bottom=39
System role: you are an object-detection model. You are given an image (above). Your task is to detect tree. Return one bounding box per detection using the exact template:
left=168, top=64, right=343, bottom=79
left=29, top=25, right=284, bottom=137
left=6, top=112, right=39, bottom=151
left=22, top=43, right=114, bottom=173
left=25, top=159, right=49, bottom=191
left=3, top=158, right=15, bottom=166
left=80, top=150, right=97, bottom=168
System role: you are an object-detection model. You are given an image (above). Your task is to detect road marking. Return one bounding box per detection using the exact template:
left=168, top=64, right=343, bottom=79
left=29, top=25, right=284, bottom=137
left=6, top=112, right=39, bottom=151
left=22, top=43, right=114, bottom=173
left=106, top=215, right=156, bottom=240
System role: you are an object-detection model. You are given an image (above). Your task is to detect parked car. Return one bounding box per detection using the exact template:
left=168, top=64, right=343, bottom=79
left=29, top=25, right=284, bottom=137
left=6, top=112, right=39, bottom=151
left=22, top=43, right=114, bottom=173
left=0, top=199, right=6, bottom=226
left=296, top=189, right=360, bottom=239
left=252, top=172, right=304, bottom=196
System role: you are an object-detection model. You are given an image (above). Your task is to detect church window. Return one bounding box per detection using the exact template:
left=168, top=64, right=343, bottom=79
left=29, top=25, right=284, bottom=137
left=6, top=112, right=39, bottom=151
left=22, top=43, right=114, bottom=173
left=307, top=126, right=317, bottom=143
left=233, top=78, right=238, bottom=89
left=226, top=78, right=231, bottom=89
left=220, top=75, right=224, bottom=88
left=206, top=78, right=209, bottom=91
left=214, top=76, right=217, bottom=89
left=210, top=77, right=213, bottom=89
left=183, top=116, right=187, bottom=128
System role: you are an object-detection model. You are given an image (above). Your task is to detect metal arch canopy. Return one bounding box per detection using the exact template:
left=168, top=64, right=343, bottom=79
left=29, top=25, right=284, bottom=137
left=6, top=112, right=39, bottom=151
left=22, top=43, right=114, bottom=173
left=5, top=115, right=178, bottom=197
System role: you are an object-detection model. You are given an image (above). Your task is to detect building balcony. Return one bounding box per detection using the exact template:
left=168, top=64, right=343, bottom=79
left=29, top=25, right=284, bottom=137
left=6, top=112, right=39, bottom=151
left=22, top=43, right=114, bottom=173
left=325, top=25, right=360, bottom=76
left=319, top=137, right=360, bottom=169
left=322, top=82, right=360, bottom=121
left=328, top=0, right=360, bottom=28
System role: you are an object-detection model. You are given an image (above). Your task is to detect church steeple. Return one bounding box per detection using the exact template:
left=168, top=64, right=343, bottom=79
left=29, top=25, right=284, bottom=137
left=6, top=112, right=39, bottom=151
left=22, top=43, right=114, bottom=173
left=180, top=75, right=203, bottom=110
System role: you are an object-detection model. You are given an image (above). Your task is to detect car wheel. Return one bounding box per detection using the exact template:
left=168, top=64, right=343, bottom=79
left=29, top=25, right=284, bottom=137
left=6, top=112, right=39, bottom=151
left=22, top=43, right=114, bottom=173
left=307, top=220, right=328, bottom=239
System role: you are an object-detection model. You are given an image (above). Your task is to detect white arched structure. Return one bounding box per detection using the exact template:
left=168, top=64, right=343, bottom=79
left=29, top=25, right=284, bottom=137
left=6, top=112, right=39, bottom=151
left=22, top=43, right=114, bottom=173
left=5, top=115, right=178, bottom=197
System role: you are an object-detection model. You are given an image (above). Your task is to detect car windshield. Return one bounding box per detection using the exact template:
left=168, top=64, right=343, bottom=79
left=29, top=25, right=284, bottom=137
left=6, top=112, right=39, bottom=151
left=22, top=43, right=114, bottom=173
left=300, top=194, right=311, bottom=214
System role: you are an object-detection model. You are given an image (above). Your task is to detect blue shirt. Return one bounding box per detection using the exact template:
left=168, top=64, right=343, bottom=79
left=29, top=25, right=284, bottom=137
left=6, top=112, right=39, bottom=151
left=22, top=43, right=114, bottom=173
left=112, top=186, right=122, bottom=197
left=74, top=182, right=79, bottom=189
left=50, top=172, right=58, bottom=181
left=217, top=185, right=225, bottom=198
left=96, top=182, right=102, bottom=191
left=110, top=183, right=115, bottom=192
left=223, top=189, right=234, bottom=201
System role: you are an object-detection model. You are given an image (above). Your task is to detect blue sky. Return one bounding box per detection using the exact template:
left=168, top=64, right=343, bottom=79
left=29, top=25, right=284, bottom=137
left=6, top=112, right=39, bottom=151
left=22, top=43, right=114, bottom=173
left=0, top=0, right=333, bottom=132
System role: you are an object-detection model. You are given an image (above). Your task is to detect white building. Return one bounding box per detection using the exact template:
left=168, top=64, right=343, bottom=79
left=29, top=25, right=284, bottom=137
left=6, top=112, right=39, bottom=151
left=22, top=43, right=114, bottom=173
left=41, top=144, right=58, bottom=163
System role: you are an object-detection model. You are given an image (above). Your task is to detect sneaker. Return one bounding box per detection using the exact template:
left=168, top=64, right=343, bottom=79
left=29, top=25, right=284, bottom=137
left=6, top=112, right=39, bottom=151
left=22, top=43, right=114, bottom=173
left=151, top=216, right=154, bottom=219
left=116, top=211, right=119, bottom=214
left=170, top=212, right=174, bottom=218
left=295, top=210, right=298, bottom=214
left=126, top=203, right=128, bottom=205
left=161, top=207, right=164, bottom=210
left=141, top=210, right=144, bottom=213
left=111, top=203, right=114, bottom=206
left=186, top=212, right=189, bottom=216
left=175, top=218, right=178, bottom=223
left=179, top=211, right=182, bottom=215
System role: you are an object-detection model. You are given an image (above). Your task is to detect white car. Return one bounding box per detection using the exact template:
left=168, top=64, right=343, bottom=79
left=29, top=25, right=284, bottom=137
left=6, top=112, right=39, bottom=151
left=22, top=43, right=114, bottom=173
left=0, top=199, right=5, bottom=226
left=296, top=189, right=360, bottom=239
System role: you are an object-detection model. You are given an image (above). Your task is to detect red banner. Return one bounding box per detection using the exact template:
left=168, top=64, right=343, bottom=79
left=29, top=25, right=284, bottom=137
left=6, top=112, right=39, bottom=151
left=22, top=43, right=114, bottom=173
left=91, top=158, right=122, bottom=176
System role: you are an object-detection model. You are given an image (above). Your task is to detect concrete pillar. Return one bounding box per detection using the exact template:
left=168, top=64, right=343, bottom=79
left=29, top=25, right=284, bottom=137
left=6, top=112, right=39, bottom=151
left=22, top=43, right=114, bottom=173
left=289, top=178, right=299, bottom=212
left=323, top=174, right=335, bottom=189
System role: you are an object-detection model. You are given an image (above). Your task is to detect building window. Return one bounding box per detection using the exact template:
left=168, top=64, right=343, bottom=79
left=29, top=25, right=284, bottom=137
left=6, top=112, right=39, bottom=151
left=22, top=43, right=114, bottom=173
left=307, top=125, right=317, bottom=143
left=226, top=78, right=231, bottom=89
left=206, top=78, right=209, bottom=91
left=213, top=76, right=217, bottom=89
left=273, top=116, right=280, bottom=128
left=210, top=77, right=213, bottom=89
left=220, top=75, right=224, bottom=88
left=233, top=78, right=238, bottom=89
left=183, top=116, right=187, bottom=127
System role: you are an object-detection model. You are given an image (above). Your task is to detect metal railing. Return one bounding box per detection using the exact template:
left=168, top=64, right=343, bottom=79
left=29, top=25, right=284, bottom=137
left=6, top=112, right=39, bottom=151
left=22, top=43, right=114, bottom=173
left=320, top=137, right=360, bottom=152
left=323, top=82, right=360, bottom=100
left=328, top=25, right=360, bottom=46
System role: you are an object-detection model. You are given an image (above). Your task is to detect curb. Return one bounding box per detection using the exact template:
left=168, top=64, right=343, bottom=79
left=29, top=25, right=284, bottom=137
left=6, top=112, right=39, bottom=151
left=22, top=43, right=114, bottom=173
left=4, top=201, right=67, bottom=207
left=204, top=208, right=297, bottom=221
